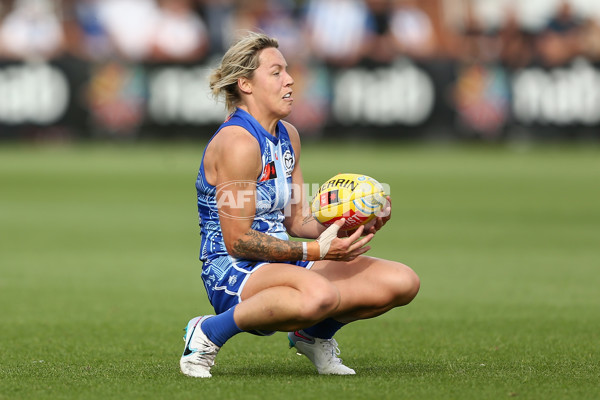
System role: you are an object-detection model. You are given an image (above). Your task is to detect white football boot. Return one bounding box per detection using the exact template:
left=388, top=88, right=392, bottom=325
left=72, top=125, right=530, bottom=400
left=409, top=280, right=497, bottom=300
left=288, top=330, right=356, bottom=375
left=180, top=316, right=220, bottom=378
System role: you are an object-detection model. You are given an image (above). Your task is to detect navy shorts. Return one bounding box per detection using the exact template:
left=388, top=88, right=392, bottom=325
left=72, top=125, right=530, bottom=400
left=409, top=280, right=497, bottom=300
left=201, top=256, right=314, bottom=321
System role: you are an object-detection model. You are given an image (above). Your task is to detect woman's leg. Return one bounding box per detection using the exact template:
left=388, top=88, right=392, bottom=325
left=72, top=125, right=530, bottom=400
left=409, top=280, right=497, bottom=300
left=235, top=255, right=419, bottom=332
left=310, top=256, right=420, bottom=323
left=181, top=262, right=339, bottom=378
left=234, top=263, right=342, bottom=332
left=284, top=256, right=418, bottom=375
left=182, top=257, right=418, bottom=377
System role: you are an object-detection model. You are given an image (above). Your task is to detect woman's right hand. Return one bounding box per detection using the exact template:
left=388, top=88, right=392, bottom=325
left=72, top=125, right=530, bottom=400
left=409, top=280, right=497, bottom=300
left=316, top=219, right=374, bottom=261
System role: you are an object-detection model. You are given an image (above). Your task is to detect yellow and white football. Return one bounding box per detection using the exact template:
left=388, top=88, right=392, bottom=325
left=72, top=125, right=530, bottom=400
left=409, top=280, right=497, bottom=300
left=311, top=173, right=387, bottom=230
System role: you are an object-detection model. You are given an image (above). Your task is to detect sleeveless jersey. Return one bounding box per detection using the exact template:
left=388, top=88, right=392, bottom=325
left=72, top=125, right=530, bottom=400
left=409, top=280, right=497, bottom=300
left=195, top=108, right=296, bottom=274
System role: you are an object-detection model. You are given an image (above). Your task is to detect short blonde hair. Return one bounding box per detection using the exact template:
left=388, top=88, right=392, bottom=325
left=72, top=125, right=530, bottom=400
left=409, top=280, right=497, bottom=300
left=209, top=32, right=279, bottom=112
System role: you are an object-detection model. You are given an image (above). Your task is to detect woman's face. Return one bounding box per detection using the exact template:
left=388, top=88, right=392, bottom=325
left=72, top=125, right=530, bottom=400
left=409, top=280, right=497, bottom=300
left=246, top=47, right=295, bottom=118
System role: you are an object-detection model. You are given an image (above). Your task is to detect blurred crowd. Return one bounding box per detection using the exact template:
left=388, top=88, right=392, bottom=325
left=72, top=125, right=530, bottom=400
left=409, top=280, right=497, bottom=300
left=0, top=0, right=599, bottom=68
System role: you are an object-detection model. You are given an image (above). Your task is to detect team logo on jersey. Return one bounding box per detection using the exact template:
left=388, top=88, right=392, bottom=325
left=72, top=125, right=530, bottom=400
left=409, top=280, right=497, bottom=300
left=283, top=150, right=294, bottom=177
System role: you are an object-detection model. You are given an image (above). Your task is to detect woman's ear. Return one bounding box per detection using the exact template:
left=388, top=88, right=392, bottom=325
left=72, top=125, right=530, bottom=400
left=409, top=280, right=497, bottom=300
left=238, top=77, right=252, bottom=95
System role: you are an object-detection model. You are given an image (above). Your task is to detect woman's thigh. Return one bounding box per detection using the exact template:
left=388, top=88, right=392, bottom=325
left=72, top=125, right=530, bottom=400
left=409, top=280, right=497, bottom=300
left=240, top=262, right=335, bottom=301
left=310, top=256, right=420, bottom=315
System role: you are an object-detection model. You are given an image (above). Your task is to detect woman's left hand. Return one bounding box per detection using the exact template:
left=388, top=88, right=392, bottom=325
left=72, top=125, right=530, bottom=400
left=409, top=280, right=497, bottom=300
left=341, top=196, right=392, bottom=237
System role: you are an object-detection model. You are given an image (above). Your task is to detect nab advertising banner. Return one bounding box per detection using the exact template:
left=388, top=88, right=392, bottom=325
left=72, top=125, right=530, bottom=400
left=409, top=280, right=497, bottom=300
left=0, top=62, right=69, bottom=125
left=1, top=57, right=599, bottom=140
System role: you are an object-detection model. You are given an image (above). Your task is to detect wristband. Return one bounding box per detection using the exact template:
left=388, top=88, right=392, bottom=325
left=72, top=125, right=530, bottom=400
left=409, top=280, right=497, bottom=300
left=302, top=242, right=308, bottom=261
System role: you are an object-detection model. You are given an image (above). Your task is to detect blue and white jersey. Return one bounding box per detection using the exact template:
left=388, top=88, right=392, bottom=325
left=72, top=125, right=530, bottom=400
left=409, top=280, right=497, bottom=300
left=196, top=108, right=296, bottom=278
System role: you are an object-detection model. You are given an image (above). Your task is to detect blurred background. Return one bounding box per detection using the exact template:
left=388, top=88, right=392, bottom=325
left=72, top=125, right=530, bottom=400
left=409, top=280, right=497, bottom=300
left=1, top=0, right=599, bottom=142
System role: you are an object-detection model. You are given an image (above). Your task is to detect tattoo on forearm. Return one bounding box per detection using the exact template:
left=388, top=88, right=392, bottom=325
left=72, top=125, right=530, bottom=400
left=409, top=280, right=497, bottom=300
left=232, top=230, right=302, bottom=261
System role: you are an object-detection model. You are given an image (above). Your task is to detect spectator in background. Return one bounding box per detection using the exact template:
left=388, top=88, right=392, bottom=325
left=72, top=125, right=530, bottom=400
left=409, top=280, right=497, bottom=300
left=389, top=0, right=436, bottom=60
left=228, top=0, right=269, bottom=35
left=579, top=17, right=600, bottom=62
left=63, top=0, right=154, bottom=135
left=66, top=0, right=209, bottom=63
left=0, top=1, right=11, bottom=57
left=452, top=1, right=510, bottom=138
left=454, top=2, right=500, bottom=64
left=0, top=0, right=66, bottom=61
left=497, top=6, right=533, bottom=69
left=150, top=0, right=209, bottom=63
left=536, top=0, right=582, bottom=67
left=0, top=1, right=10, bottom=28
left=200, top=0, right=235, bottom=57
left=64, top=0, right=114, bottom=61
left=94, top=0, right=159, bottom=62
left=303, top=0, right=370, bottom=67
left=228, top=0, right=306, bottom=63
left=546, top=0, right=580, bottom=34
left=362, top=0, right=397, bottom=65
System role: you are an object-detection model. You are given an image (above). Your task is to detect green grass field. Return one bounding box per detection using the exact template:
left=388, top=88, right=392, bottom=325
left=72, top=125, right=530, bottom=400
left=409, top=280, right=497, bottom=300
left=1, top=141, right=599, bottom=399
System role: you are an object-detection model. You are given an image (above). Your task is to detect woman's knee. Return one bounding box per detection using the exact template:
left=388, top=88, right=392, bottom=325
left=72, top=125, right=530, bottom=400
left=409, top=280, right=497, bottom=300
left=297, top=280, right=340, bottom=321
left=392, top=264, right=420, bottom=306
left=371, top=261, right=420, bottom=307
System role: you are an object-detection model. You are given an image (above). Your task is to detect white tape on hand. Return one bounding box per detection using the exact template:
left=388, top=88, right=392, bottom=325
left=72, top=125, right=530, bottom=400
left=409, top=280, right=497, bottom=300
left=316, top=223, right=341, bottom=260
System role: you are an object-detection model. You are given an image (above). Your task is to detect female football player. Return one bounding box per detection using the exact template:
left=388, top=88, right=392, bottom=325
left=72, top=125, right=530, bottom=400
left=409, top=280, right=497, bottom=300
left=180, top=31, right=420, bottom=378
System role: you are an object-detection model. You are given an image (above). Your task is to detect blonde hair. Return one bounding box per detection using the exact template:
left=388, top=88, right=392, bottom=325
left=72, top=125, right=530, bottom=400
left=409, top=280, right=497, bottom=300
left=209, top=32, right=279, bottom=112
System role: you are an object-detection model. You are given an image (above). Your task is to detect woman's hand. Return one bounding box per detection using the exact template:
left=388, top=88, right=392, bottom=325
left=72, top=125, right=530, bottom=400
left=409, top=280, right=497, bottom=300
left=316, top=219, right=374, bottom=261
left=363, top=196, right=392, bottom=234
left=339, top=196, right=392, bottom=237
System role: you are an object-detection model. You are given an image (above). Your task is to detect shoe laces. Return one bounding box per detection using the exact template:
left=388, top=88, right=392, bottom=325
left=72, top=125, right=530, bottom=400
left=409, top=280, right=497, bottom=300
left=190, top=337, right=220, bottom=368
left=319, top=338, right=344, bottom=365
